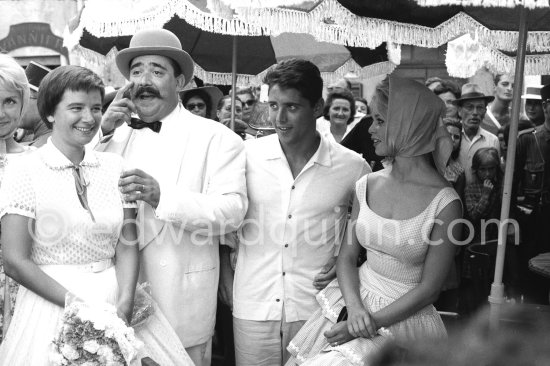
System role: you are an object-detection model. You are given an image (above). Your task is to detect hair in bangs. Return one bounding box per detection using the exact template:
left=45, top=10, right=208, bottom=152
left=37, top=66, right=104, bottom=128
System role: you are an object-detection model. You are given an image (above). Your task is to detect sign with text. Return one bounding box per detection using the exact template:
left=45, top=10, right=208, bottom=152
left=0, top=22, right=68, bottom=58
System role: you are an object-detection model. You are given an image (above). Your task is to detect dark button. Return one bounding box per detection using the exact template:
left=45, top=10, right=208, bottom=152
left=276, top=298, right=280, bottom=302
left=285, top=244, right=289, bottom=248
left=283, top=272, right=286, bottom=276
left=291, top=185, right=295, bottom=190
left=288, top=214, right=292, bottom=219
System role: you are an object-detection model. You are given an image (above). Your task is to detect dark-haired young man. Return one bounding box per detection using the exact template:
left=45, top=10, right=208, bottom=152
left=229, top=59, right=369, bottom=365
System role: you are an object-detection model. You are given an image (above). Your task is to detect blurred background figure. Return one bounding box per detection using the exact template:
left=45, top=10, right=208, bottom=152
left=354, top=97, right=369, bottom=115
left=18, top=61, right=52, bottom=147
left=235, top=87, right=256, bottom=124
left=370, top=305, right=550, bottom=366
left=482, top=73, right=514, bottom=135
left=433, top=79, right=461, bottom=121
left=443, top=118, right=465, bottom=201
left=522, top=85, right=545, bottom=126
left=497, top=116, right=534, bottom=167
left=512, top=83, right=550, bottom=305
left=181, top=86, right=223, bottom=120
left=247, top=101, right=276, bottom=138
left=318, top=90, right=356, bottom=143
left=326, top=77, right=351, bottom=94
left=215, top=95, right=248, bottom=139
left=425, top=76, right=443, bottom=91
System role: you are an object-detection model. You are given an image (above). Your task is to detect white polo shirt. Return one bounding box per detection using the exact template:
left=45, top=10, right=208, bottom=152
left=233, top=133, right=370, bottom=322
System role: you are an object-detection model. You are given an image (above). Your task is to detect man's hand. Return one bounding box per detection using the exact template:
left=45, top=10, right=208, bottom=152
left=101, top=82, right=136, bottom=135
left=119, top=168, right=160, bottom=208
left=313, top=256, right=337, bottom=290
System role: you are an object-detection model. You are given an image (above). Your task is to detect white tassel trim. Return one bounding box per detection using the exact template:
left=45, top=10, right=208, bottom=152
left=67, top=0, right=266, bottom=47
left=446, top=32, right=550, bottom=77
left=69, top=45, right=395, bottom=87
left=415, top=0, right=549, bottom=9
left=447, top=46, right=550, bottom=77
left=234, top=0, right=550, bottom=52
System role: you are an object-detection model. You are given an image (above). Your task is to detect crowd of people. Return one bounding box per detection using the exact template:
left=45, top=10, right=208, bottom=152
left=0, top=27, right=549, bottom=366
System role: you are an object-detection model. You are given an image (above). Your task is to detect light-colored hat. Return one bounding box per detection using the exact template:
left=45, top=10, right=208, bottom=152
left=179, top=86, right=223, bottom=118
left=452, top=83, right=495, bottom=105
left=116, top=29, right=194, bottom=86
left=522, top=85, right=543, bottom=100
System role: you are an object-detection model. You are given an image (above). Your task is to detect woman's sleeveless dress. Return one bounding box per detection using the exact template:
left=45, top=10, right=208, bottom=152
left=0, top=143, right=193, bottom=365
left=286, top=174, right=460, bottom=366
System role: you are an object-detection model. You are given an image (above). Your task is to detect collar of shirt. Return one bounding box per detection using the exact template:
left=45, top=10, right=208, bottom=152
left=40, top=139, right=99, bottom=170
left=262, top=132, right=333, bottom=169
left=462, top=128, right=486, bottom=144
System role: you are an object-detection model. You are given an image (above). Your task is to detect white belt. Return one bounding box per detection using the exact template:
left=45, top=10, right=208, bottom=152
left=72, top=258, right=114, bottom=273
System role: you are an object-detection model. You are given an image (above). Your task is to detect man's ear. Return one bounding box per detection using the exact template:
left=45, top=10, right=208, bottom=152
left=175, top=75, right=186, bottom=92
left=314, top=98, right=324, bottom=119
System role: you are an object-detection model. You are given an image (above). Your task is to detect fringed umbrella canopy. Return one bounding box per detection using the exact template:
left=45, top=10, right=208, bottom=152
left=64, top=0, right=396, bottom=86
left=231, top=0, right=550, bottom=76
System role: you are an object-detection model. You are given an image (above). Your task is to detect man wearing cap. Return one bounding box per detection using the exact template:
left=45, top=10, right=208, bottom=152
left=19, top=61, right=52, bottom=147
left=513, top=83, right=550, bottom=304
left=453, top=83, right=500, bottom=184
left=96, top=28, right=247, bottom=365
left=522, top=85, right=545, bottom=126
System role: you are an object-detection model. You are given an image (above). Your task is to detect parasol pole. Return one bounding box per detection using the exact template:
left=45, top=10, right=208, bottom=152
left=489, top=4, right=529, bottom=330
left=230, top=36, right=238, bottom=132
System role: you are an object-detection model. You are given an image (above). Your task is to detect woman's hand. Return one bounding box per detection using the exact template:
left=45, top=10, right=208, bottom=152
left=116, top=300, right=133, bottom=325
left=324, top=321, right=356, bottom=346
left=346, top=304, right=377, bottom=339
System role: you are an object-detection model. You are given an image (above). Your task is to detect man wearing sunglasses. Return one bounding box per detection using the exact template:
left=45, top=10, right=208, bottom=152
left=453, top=83, right=500, bottom=184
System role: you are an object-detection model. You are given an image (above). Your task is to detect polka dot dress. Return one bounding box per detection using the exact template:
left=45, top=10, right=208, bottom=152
left=286, top=174, right=460, bottom=366
left=0, top=142, right=134, bottom=265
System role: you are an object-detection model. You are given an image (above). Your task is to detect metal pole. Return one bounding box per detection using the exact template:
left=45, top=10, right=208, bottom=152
left=488, top=4, right=528, bottom=330
left=230, top=36, right=238, bottom=132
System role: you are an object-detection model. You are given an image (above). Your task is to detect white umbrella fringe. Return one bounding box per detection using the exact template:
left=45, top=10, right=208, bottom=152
left=68, top=43, right=397, bottom=87
left=234, top=0, right=550, bottom=51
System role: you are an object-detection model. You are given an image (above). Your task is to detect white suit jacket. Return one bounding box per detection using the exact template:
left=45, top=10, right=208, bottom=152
left=96, top=104, right=247, bottom=346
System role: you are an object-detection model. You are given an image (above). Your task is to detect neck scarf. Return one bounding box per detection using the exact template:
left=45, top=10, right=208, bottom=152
left=72, top=166, right=95, bottom=222
left=385, top=76, right=453, bottom=175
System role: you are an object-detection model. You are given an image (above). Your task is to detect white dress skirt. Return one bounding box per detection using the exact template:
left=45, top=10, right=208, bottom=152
left=0, top=263, right=194, bottom=366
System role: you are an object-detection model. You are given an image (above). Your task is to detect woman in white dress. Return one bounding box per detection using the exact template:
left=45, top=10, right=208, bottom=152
left=0, top=54, right=37, bottom=337
left=286, top=76, right=462, bottom=365
left=0, top=65, right=193, bottom=365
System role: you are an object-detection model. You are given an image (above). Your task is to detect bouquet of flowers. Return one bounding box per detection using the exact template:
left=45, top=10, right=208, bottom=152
left=50, top=298, right=143, bottom=366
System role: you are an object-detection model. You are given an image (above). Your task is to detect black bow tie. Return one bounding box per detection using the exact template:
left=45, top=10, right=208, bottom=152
left=129, top=118, right=162, bottom=133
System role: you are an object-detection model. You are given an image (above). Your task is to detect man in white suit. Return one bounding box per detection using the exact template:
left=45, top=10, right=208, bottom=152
left=96, top=29, right=247, bottom=366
